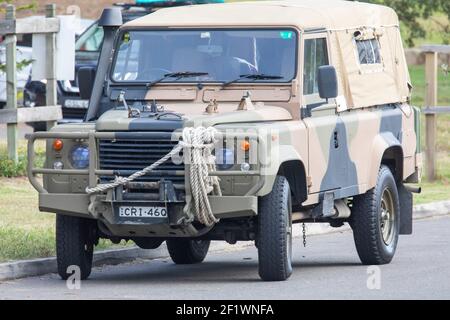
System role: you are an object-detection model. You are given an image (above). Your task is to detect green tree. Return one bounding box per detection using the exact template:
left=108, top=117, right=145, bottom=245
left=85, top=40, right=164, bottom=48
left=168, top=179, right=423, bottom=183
left=354, top=0, right=450, bottom=46
left=0, top=0, right=35, bottom=13
left=0, top=1, right=36, bottom=72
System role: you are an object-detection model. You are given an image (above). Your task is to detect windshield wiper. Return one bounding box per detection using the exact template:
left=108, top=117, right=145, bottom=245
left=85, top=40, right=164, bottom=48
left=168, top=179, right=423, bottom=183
left=222, top=74, right=284, bottom=88
left=146, top=71, right=209, bottom=88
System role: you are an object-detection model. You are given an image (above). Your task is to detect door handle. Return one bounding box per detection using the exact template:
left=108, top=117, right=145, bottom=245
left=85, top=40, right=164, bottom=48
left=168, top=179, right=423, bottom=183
left=334, top=130, right=339, bottom=148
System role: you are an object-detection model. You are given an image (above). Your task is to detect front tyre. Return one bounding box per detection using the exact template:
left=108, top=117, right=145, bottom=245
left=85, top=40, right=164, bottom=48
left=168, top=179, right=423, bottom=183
left=351, top=165, right=400, bottom=265
left=56, top=215, right=96, bottom=280
left=166, top=239, right=210, bottom=264
left=257, top=175, right=293, bottom=281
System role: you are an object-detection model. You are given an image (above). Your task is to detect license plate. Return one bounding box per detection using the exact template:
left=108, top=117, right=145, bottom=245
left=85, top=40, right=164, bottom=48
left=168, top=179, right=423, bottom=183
left=118, top=206, right=168, bottom=219
left=64, top=99, right=89, bottom=109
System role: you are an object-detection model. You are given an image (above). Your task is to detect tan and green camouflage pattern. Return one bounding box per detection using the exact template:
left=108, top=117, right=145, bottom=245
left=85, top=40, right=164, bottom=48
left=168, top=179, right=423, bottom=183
left=27, top=0, right=421, bottom=238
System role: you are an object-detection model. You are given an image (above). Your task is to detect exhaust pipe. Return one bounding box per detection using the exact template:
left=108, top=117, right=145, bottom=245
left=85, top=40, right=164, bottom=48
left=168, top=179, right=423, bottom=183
left=405, top=185, right=422, bottom=194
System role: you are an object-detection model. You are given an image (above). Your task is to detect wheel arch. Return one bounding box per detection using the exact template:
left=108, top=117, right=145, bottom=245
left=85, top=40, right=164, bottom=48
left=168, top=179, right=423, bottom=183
left=256, top=144, right=308, bottom=206
left=381, top=145, right=404, bottom=182
left=277, top=160, right=308, bottom=205
left=368, top=133, right=404, bottom=188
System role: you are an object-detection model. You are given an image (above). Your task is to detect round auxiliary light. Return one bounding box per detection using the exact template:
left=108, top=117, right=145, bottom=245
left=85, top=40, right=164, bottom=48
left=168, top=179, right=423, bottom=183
left=52, top=139, right=63, bottom=152
left=53, top=161, right=64, bottom=170
left=240, top=163, right=251, bottom=172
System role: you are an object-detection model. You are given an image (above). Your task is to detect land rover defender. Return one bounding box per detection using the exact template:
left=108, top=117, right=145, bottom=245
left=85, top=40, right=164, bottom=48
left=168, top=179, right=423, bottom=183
left=27, top=0, right=422, bottom=281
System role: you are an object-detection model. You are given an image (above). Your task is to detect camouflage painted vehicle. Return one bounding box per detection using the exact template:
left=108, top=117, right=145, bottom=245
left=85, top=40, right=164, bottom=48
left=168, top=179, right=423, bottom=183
left=27, top=0, right=422, bottom=281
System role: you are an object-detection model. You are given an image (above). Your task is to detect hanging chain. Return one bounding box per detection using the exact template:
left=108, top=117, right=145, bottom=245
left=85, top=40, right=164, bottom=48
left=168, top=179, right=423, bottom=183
left=302, top=223, right=307, bottom=247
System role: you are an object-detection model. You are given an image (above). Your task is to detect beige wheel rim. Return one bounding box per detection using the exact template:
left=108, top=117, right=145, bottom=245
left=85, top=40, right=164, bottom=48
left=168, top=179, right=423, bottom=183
left=380, top=187, right=395, bottom=245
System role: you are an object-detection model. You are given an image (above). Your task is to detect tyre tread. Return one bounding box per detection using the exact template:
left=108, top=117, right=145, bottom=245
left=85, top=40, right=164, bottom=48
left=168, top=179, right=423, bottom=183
left=167, top=239, right=210, bottom=264
left=56, top=215, right=93, bottom=280
left=258, top=175, right=292, bottom=281
left=352, top=165, right=399, bottom=265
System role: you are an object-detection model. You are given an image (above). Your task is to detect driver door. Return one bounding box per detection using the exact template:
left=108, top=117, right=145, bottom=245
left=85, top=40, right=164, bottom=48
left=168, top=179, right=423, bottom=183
left=301, top=34, right=347, bottom=195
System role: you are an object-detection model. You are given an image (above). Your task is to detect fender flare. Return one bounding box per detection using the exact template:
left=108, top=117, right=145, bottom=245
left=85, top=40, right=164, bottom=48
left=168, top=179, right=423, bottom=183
left=367, top=132, right=404, bottom=189
left=257, top=145, right=307, bottom=204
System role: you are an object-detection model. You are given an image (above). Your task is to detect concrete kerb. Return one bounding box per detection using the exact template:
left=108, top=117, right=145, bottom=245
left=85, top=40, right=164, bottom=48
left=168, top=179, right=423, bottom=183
left=1, top=200, right=449, bottom=282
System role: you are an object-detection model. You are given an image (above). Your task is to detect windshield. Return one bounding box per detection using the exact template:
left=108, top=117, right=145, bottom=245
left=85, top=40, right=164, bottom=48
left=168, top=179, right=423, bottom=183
left=111, top=29, right=297, bottom=83
left=75, top=23, right=104, bottom=52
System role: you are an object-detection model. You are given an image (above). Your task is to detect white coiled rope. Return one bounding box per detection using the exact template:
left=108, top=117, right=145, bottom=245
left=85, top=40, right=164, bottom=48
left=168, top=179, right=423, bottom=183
left=86, top=127, right=221, bottom=226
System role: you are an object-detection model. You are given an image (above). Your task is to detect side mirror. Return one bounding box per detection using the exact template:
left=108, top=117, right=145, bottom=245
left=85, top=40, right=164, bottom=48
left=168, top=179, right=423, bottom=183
left=78, top=67, right=96, bottom=100
left=318, top=65, right=338, bottom=100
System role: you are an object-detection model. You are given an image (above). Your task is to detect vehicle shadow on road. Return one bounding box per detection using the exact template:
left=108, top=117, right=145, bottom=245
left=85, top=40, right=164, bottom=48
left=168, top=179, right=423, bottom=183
left=86, top=258, right=362, bottom=284
left=90, top=260, right=261, bottom=284
left=292, top=261, right=361, bottom=268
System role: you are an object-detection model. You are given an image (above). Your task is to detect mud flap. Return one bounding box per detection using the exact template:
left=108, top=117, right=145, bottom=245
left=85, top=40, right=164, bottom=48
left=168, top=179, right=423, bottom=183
left=398, top=183, right=413, bottom=235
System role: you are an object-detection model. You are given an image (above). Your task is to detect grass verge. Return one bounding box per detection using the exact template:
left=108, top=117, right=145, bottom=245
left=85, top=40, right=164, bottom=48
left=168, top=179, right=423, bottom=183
left=0, top=140, right=45, bottom=177
left=409, top=65, right=450, bottom=204
left=0, top=177, right=130, bottom=263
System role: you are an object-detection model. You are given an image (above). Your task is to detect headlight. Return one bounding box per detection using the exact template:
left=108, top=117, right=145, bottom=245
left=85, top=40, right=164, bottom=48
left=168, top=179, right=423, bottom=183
left=215, top=148, right=234, bottom=170
left=70, top=145, right=89, bottom=169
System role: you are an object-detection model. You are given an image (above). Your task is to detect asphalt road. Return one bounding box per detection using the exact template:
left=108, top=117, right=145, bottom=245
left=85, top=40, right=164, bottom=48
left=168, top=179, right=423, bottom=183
left=1, top=216, right=450, bottom=300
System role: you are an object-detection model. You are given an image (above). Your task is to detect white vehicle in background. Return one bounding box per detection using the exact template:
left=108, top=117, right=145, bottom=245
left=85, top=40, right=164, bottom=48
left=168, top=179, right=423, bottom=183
left=0, top=18, right=93, bottom=109
left=0, top=44, right=32, bottom=108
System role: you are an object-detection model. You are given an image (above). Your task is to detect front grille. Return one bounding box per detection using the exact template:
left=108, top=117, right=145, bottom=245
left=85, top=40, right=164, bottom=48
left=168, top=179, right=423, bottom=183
left=98, top=136, right=184, bottom=184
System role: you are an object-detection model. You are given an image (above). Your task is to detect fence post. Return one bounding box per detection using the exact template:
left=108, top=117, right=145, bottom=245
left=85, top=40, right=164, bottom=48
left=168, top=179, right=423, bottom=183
left=424, top=51, right=438, bottom=182
left=45, top=4, right=57, bottom=130
left=5, top=5, right=18, bottom=163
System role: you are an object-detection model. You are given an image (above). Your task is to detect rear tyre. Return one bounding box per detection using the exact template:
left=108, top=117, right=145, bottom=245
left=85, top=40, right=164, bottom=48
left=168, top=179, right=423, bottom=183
left=257, top=175, right=293, bottom=281
left=133, top=238, right=164, bottom=249
left=166, top=239, right=210, bottom=264
left=351, top=165, right=400, bottom=265
left=56, top=215, right=96, bottom=280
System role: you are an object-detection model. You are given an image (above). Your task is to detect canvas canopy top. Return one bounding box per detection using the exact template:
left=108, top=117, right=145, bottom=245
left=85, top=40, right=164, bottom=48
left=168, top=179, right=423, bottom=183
left=125, top=0, right=399, bottom=30
left=124, top=0, right=411, bottom=110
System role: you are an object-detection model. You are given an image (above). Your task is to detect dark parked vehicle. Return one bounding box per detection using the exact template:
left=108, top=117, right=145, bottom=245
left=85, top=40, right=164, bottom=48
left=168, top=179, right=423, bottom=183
left=24, top=0, right=224, bottom=131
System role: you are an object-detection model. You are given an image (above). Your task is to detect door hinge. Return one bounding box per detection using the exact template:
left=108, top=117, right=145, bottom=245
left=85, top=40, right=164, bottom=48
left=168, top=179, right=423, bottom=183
left=307, top=176, right=313, bottom=188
